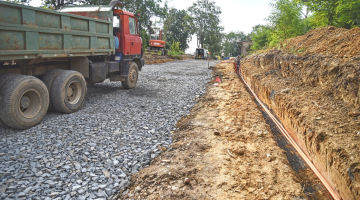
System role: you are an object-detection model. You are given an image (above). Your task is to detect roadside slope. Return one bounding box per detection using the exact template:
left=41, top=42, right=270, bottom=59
left=241, top=26, right=360, bottom=199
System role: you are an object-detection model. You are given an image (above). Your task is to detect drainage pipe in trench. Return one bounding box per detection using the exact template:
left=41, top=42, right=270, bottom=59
left=230, top=61, right=341, bottom=200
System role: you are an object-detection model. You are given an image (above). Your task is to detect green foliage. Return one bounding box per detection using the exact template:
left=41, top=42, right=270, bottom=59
left=140, top=29, right=150, bottom=49
left=163, top=9, right=192, bottom=51
left=222, top=31, right=247, bottom=56
left=267, top=0, right=304, bottom=40
left=250, top=0, right=306, bottom=51
left=250, top=0, right=360, bottom=52
left=41, top=0, right=168, bottom=32
left=250, top=25, right=272, bottom=51
left=187, top=0, right=223, bottom=54
left=303, top=0, right=360, bottom=28
left=168, top=41, right=184, bottom=55
left=335, top=0, right=360, bottom=28
left=120, top=0, right=168, bottom=33
left=6, top=0, right=31, bottom=5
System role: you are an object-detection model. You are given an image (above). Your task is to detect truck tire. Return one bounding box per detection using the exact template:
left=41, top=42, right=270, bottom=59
left=51, top=70, right=87, bottom=114
left=121, top=62, right=138, bottom=89
left=42, top=69, right=64, bottom=111
left=0, top=73, right=22, bottom=127
left=0, top=75, right=49, bottom=129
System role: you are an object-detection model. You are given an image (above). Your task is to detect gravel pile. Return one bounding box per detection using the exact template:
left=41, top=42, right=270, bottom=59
left=0, top=60, right=217, bottom=199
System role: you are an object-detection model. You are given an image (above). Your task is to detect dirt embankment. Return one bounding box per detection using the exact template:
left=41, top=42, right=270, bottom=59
left=118, top=61, right=308, bottom=199
left=144, top=53, right=193, bottom=65
left=241, top=27, right=360, bottom=199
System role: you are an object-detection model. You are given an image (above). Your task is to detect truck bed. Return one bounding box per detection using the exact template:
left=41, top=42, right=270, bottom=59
left=0, top=1, right=114, bottom=61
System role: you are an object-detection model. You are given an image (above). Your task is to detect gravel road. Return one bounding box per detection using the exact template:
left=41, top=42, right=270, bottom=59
left=0, top=59, right=218, bottom=199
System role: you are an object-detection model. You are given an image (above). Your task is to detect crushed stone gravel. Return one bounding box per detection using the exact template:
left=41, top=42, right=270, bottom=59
left=0, top=60, right=218, bottom=199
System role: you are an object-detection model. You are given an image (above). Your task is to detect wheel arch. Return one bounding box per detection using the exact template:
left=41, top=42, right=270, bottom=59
left=133, top=58, right=143, bottom=71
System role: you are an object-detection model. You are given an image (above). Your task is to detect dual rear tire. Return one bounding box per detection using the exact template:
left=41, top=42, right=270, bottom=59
left=0, top=70, right=86, bottom=129
left=0, top=75, right=49, bottom=129
left=50, top=70, right=87, bottom=114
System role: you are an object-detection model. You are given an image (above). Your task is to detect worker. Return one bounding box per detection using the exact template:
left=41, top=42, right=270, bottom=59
left=221, top=52, right=225, bottom=60
left=236, top=55, right=241, bottom=66
left=235, top=55, right=242, bottom=73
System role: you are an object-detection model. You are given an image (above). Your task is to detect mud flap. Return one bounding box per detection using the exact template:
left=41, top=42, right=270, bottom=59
left=120, top=59, right=132, bottom=76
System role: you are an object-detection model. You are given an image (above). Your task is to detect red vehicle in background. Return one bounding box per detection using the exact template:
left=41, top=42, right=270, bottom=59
left=148, top=30, right=168, bottom=55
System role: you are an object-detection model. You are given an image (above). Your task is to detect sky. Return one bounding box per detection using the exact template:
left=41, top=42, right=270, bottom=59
left=166, top=0, right=273, bottom=53
left=29, top=0, right=273, bottom=54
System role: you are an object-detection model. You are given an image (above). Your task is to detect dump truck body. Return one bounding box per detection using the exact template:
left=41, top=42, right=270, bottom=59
left=0, top=1, right=144, bottom=129
left=0, top=2, right=114, bottom=61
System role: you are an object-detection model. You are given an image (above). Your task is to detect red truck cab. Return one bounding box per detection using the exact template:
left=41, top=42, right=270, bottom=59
left=113, top=9, right=142, bottom=56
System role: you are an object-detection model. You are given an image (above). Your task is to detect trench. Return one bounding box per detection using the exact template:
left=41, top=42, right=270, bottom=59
left=253, top=97, right=332, bottom=199
left=233, top=61, right=336, bottom=199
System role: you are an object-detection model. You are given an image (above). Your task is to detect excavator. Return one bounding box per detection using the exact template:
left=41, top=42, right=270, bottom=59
left=147, top=29, right=168, bottom=56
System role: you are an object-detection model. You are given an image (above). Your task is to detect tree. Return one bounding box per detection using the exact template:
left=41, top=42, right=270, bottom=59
left=301, top=0, right=360, bottom=29
left=250, top=25, right=272, bottom=51
left=336, top=0, right=360, bottom=28
left=187, top=0, right=223, bottom=49
left=222, top=31, right=247, bottom=57
left=303, top=0, right=338, bottom=27
left=6, top=0, right=32, bottom=5
left=163, top=9, right=192, bottom=51
left=73, top=0, right=167, bottom=33
left=267, top=0, right=304, bottom=40
left=43, top=0, right=73, bottom=9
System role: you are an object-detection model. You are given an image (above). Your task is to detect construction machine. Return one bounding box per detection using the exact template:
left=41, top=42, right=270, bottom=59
left=147, top=30, right=168, bottom=55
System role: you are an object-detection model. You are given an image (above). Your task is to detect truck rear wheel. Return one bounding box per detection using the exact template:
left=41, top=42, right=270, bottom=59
left=121, top=62, right=138, bottom=89
left=0, top=75, right=49, bottom=129
left=0, top=73, right=22, bottom=126
left=51, top=70, right=87, bottom=114
left=42, top=69, right=64, bottom=111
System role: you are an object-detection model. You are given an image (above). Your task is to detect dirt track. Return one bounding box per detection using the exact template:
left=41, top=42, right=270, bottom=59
left=117, top=61, right=333, bottom=199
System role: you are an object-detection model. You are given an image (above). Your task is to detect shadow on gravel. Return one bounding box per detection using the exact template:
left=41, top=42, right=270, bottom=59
left=126, top=87, right=158, bottom=98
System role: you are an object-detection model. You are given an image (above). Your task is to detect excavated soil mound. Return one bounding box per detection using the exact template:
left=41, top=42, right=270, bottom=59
left=241, top=26, right=360, bottom=199
left=144, top=53, right=193, bottom=65
left=281, top=26, right=360, bottom=58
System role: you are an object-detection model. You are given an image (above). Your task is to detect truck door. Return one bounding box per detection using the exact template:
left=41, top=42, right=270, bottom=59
left=128, top=17, right=141, bottom=55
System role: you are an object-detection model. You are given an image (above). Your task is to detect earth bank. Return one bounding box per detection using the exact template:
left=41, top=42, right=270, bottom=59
left=240, top=27, right=360, bottom=199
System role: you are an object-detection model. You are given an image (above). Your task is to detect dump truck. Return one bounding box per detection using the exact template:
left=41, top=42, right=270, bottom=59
left=148, top=29, right=167, bottom=55
left=0, top=1, right=144, bottom=129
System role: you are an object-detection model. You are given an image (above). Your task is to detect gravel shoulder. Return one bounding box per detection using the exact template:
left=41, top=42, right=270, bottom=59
left=0, top=60, right=214, bottom=199
left=118, top=61, right=308, bottom=199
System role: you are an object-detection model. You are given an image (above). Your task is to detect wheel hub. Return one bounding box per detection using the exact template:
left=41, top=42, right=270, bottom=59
left=129, top=68, right=137, bottom=84
left=67, top=87, right=73, bottom=97
left=19, top=90, right=41, bottom=119
left=66, top=81, right=81, bottom=105
left=20, top=96, right=30, bottom=108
